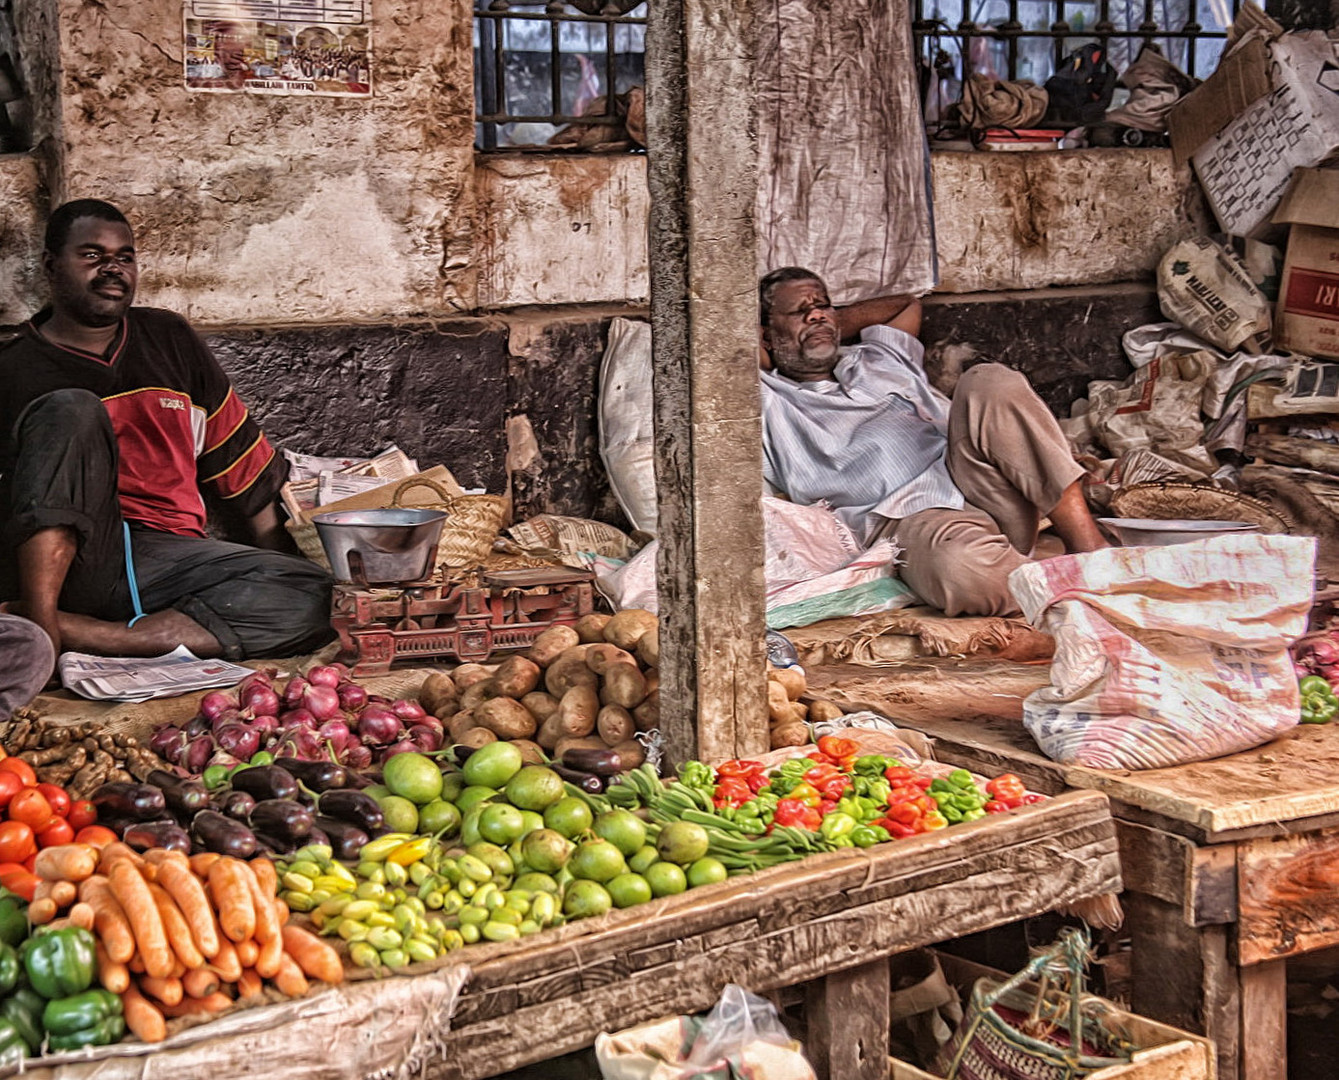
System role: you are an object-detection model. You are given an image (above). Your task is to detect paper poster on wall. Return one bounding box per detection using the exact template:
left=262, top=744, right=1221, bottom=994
left=183, top=0, right=372, bottom=97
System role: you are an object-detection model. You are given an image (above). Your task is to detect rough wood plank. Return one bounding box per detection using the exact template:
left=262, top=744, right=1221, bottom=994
left=1116, top=821, right=1237, bottom=925
left=1238, top=826, right=1339, bottom=964
left=1238, top=961, right=1287, bottom=1080
left=806, top=958, right=891, bottom=1080
left=1247, top=432, right=1339, bottom=475
left=645, top=0, right=768, bottom=766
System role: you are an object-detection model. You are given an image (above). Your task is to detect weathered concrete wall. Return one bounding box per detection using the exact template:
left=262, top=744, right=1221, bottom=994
left=0, top=155, right=44, bottom=321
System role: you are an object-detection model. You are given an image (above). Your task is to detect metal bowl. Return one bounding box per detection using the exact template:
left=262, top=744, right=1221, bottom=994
left=312, top=508, right=448, bottom=584
left=1097, top=517, right=1260, bottom=547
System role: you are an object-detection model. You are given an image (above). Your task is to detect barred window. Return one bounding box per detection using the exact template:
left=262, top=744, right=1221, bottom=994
left=474, top=0, right=646, bottom=151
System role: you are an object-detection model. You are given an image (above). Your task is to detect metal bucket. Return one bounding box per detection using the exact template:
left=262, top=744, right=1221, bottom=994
left=312, top=508, right=448, bottom=584
left=1097, top=517, right=1260, bottom=547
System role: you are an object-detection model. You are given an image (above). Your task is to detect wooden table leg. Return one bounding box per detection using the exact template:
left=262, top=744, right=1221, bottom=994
left=1239, top=960, right=1287, bottom=1080
left=805, top=957, right=891, bottom=1080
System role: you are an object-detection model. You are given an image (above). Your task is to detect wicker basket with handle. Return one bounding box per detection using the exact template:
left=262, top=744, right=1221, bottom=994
left=392, top=477, right=508, bottom=570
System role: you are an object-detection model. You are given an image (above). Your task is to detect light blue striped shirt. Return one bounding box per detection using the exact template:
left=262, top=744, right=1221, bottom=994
left=760, top=324, right=964, bottom=546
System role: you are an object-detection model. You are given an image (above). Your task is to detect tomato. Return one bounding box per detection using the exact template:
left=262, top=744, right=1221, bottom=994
left=73, top=825, right=118, bottom=849
left=7, top=789, right=52, bottom=830
left=0, top=760, right=36, bottom=788
left=0, top=822, right=36, bottom=865
left=0, top=774, right=22, bottom=811
left=0, top=867, right=37, bottom=902
left=67, top=801, right=98, bottom=831
left=37, top=818, right=75, bottom=848
left=34, top=784, right=71, bottom=819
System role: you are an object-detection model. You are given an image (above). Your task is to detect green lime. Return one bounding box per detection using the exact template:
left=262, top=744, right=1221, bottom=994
left=462, top=741, right=524, bottom=789
left=455, top=785, right=500, bottom=813
left=378, top=795, right=419, bottom=834
left=606, top=872, right=652, bottom=909
left=440, top=771, right=466, bottom=803
left=686, top=857, right=728, bottom=888
left=518, top=810, right=546, bottom=836
left=645, top=862, right=687, bottom=897
left=656, top=821, right=710, bottom=864
left=568, top=839, right=627, bottom=883
left=592, top=809, right=647, bottom=858
left=479, top=803, right=527, bottom=846
left=562, top=879, right=612, bottom=919
left=628, top=845, right=660, bottom=875
left=418, top=799, right=462, bottom=838
left=514, top=872, right=559, bottom=894
left=543, top=796, right=593, bottom=839
left=521, top=829, right=572, bottom=875
left=505, top=766, right=566, bottom=811
left=383, top=752, right=445, bottom=806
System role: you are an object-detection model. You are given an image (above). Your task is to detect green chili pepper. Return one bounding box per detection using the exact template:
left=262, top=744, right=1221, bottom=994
left=2, top=988, right=45, bottom=1054
left=819, top=812, right=856, bottom=841
left=0, top=896, right=27, bottom=951
left=1299, top=675, right=1339, bottom=724
left=23, top=928, right=96, bottom=1000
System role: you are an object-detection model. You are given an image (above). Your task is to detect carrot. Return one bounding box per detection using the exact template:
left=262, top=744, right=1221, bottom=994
left=273, top=897, right=289, bottom=924
left=155, top=859, right=219, bottom=959
left=210, top=937, right=242, bottom=982
left=128, top=953, right=145, bottom=974
left=108, top=859, right=173, bottom=979
left=256, top=933, right=284, bottom=980
left=34, top=844, right=98, bottom=882
left=241, top=862, right=281, bottom=945
left=272, top=953, right=309, bottom=998
left=236, top=968, right=263, bottom=999
left=67, top=901, right=95, bottom=931
left=34, top=879, right=78, bottom=907
left=121, top=984, right=166, bottom=1044
left=79, top=876, right=136, bottom=964
left=169, top=958, right=186, bottom=980
left=279, top=925, right=344, bottom=985
left=182, top=966, right=220, bottom=999
left=234, top=939, right=259, bottom=969
left=137, top=974, right=183, bottom=1007
left=98, top=843, right=145, bottom=873
left=28, top=897, right=58, bottom=925
left=95, top=941, right=130, bottom=994
left=146, top=882, right=205, bottom=970
left=208, top=859, right=255, bottom=944
left=161, top=992, right=232, bottom=1018
left=249, top=858, right=277, bottom=898
left=144, top=849, right=189, bottom=869
left=188, top=853, right=221, bottom=878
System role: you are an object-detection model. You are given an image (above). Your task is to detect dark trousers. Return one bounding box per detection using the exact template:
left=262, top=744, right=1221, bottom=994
left=1, top=389, right=334, bottom=660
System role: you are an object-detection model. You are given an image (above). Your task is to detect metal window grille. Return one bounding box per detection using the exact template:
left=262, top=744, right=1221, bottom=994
left=914, top=0, right=1241, bottom=100
left=474, top=0, right=646, bottom=151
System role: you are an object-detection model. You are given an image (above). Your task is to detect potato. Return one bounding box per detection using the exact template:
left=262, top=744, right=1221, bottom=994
left=521, top=691, right=560, bottom=724
left=788, top=701, right=808, bottom=724
left=769, top=666, right=806, bottom=701
left=545, top=646, right=597, bottom=697
left=574, top=613, right=612, bottom=644
left=476, top=697, right=538, bottom=740
left=596, top=704, right=635, bottom=746
left=460, top=680, right=500, bottom=712
left=557, top=684, right=599, bottom=737
left=457, top=726, right=498, bottom=749
left=446, top=711, right=478, bottom=742
left=770, top=722, right=809, bottom=749
left=510, top=738, right=546, bottom=765
left=632, top=688, right=660, bottom=732
left=492, top=655, right=541, bottom=698
left=808, top=699, right=845, bottom=724
left=585, top=643, right=635, bottom=676
left=536, top=710, right=565, bottom=751
left=766, top=680, right=792, bottom=725
left=526, top=625, right=580, bottom=668
left=636, top=626, right=660, bottom=669
left=603, top=609, right=658, bottom=651
left=452, top=663, right=493, bottom=690
left=554, top=735, right=608, bottom=760
left=600, top=663, right=648, bottom=710
left=611, top=738, right=646, bottom=770
left=433, top=701, right=461, bottom=722
left=418, top=673, right=458, bottom=716
left=643, top=668, right=660, bottom=695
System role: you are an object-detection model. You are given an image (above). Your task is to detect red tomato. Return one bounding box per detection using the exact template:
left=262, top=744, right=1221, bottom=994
left=36, top=818, right=74, bottom=848
left=0, top=822, right=36, bottom=865
left=0, top=867, right=37, bottom=902
left=7, top=789, right=52, bottom=830
left=0, top=774, right=22, bottom=810
left=67, top=801, right=98, bottom=831
left=73, top=825, right=118, bottom=849
left=0, top=759, right=36, bottom=788
left=34, top=784, right=71, bottom=818
left=19, top=854, right=35, bottom=873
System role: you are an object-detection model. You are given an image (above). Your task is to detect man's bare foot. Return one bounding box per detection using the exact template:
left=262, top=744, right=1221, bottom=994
left=1048, top=480, right=1111, bottom=554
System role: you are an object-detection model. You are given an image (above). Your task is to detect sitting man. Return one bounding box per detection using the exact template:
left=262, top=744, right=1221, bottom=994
left=0, top=198, right=333, bottom=660
left=758, top=266, right=1106, bottom=617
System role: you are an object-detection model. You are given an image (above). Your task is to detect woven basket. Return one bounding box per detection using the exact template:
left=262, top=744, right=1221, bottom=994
left=392, top=478, right=508, bottom=571
left=287, top=519, right=332, bottom=572
left=1109, top=481, right=1292, bottom=534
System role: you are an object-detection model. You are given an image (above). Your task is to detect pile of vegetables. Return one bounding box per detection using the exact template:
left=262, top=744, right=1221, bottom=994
left=1293, top=632, right=1339, bottom=724
left=765, top=665, right=848, bottom=750
left=0, top=719, right=169, bottom=799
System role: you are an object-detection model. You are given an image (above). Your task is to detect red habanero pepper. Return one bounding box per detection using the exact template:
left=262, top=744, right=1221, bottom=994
left=876, top=818, right=917, bottom=839
left=817, top=775, right=851, bottom=801
left=819, top=799, right=839, bottom=817
left=774, top=799, right=823, bottom=831
left=817, top=735, right=857, bottom=761
left=717, top=760, right=763, bottom=779
left=713, top=777, right=752, bottom=808
left=983, top=800, right=1012, bottom=814
left=803, top=764, right=841, bottom=784
left=986, top=773, right=1027, bottom=808
left=884, top=801, right=923, bottom=826
left=786, top=782, right=822, bottom=808
left=745, top=772, right=770, bottom=793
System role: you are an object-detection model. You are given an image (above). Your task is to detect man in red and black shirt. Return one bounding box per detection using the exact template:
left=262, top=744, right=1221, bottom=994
left=0, top=199, right=333, bottom=661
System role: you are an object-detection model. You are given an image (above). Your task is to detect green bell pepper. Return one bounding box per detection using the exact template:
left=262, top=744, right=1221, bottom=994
left=850, top=824, right=889, bottom=848
left=23, top=928, right=96, bottom=1000
left=0, top=944, right=20, bottom=998
left=2, top=987, right=46, bottom=1054
left=43, top=988, right=124, bottom=1050
left=0, top=1017, right=28, bottom=1068
left=1299, top=675, right=1339, bottom=724
left=0, top=895, right=27, bottom=950
left=678, top=761, right=715, bottom=792
left=819, top=812, right=856, bottom=841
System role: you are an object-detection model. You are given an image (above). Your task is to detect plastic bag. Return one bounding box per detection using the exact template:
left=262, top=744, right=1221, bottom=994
left=1157, top=237, right=1271, bottom=353
left=595, top=983, right=816, bottom=1080
left=1009, top=534, right=1315, bottom=770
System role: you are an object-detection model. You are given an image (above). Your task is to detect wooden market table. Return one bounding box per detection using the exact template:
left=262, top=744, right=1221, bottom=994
left=808, top=659, right=1339, bottom=1080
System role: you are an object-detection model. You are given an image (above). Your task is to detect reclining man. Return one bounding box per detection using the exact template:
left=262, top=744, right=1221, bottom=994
left=0, top=198, right=334, bottom=662
left=758, top=266, right=1107, bottom=617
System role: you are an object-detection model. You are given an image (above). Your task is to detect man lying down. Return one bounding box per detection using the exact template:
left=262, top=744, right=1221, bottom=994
left=757, top=267, right=1108, bottom=618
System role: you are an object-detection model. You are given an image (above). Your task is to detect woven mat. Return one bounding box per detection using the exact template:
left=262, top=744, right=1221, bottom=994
left=785, top=607, right=1054, bottom=667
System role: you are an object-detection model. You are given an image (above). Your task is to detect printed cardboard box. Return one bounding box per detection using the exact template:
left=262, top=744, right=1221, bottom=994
left=1273, top=167, right=1339, bottom=359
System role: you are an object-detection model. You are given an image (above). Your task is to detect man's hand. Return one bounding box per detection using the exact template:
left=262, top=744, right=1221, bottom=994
left=835, top=295, right=923, bottom=342
left=240, top=503, right=300, bottom=554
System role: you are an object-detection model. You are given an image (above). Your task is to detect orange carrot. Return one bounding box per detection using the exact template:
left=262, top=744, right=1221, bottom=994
left=78, top=876, right=136, bottom=964
left=146, top=882, right=205, bottom=970
left=208, top=859, right=255, bottom=944
left=137, top=974, right=183, bottom=1007
left=156, top=859, right=219, bottom=959
left=34, top=879, right=78, bottom=908
left=128, top=953, right=146, bottom=974
left=108, top=859, right=173, bottom=979
left=67, top=901, right=96, bottom=931
left=188, top=853, right=221, bottom=878
left=34, top=844, right=98, bottom=882
left=98, top=843, right=145, bottom=873
left=144, top=849, right=189, bottom=869
left=234, top=939, right=259, bottom=968
left=272, top=953, right=309, bottom=998
left=27, top=897, right=58, bottom=925
left=95, top=940, right=129, bottom=994
left=182, top=966, right=220, bottom=999
left=210, top=937, right=242, bottom=983
left=169, top=958, right=186, bottom=980
left=236, top=968, right=263, bottom=999
left=242, top=861, right=281, bottom=945
left=161, top=991, right=232, bottom=1018
left=249, top=858, right=277, bottom=898
left=121, top=983, right=167, bottom=1044
left=273, top=897, right=289, bottom=925
left=279, top=924, right=344, bottom=985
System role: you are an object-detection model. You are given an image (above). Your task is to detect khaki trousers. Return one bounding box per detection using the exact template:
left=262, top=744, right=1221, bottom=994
left=880, top=364, right=1084, bottom=617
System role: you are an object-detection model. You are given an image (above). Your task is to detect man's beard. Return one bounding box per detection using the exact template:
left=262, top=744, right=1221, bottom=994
left=771, top=335, right=839, bottom=380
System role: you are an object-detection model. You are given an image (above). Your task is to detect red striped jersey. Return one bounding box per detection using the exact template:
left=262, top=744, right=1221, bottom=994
left=0, top=307, right=285, bottom=536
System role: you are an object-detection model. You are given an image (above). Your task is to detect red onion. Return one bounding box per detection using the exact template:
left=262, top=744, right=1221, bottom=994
left=283, top=676, right=309, bottom=709
left=150, top=726, right=187, bottom=764
left=184, top=736, right=215, bottom=775
left=307, top=665, right=343, bottom=688
left=342, top=743, right=373, bottom=770
left=381, top=740, right=420, bottom=764
left=276, top=727, right=323, bottom=760
left=216, top=722, right=261, bottom=762
left=318, top=719, right=353, bottom=755
left=250, top=713, right=280, bottom=742
left=238, top=670, right=275, bottom=696
left=184, top=713, right=212, bottom=740
left=337, top=683, right=369, bottom=712
left=407, top=724, right=443, bottom=753
left=240, top=683, right=281, bottom=718
left=199, top=691, right=237, bottom=723
left=392, top=699, right=428, bottom=722
left=207, top=750, right=241, bottom=772
left=301, top=684, right=342, bottom=722
left=357, top=705, right=403, bottom=747
left=279, top=708, right=317, bottom=731
left=412, top=713, right=444, bottom=736
left=366, top=694, right=392, bottom=707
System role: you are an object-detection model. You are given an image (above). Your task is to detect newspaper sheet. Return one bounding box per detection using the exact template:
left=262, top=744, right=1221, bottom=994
left=58, top=647, right=254, bottom=702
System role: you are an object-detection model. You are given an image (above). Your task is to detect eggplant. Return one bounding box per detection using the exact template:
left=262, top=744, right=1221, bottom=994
left=214, top=790, right=256, bottom=821
left=317, top=789, right=385, bottom=833
left=146, top=770, right=211, bottom=817
left=123, top=820, right=191, bottom=855
left=229, top=764, right=299, bottom=802
left=274, top=757, right=348, bottom=793
left=249, top=799, right=314, bottom=842
left=250, top=831, right=292, bottom=857
left=551, top=763, right=606, bottom=794
left=191, top=810, right=258, bottom=859
left=559, top=747, right=625, bottom=778
left=312, top=816, right=370, bottom=862
left=306, top=825, right=331, bottom=850
left=90, top=782, right=167, bottom=822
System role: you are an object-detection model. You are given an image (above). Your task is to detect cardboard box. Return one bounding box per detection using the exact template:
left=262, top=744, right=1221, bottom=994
left=1273, top=167, right=1339, bottom=359
left=1169, top=30, right=1339, bottom=237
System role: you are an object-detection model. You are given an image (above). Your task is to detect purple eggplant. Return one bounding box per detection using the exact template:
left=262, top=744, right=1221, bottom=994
left=311, top=816, right=370, bottom=862
left=316, top=789, right=384, bottom=833
left=274, top=756, right=348, bottom=793
left=229, top=764, right=299, bottom=802
left=248, top=799, right=314, bottom=842
left=559, top=747, right=625, bottom=778
left=190, top=810, right=258, bottom=859
left=123, top=820, right=192, bottom=854
left=91, top=782, right=167, bottom=821
left=551, top=763, right=607, bottom=794
left=146, top=770, right=211, bottom=817
left=213, top=790, right=256, bottom=821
